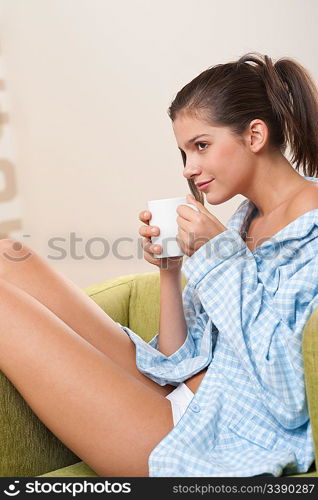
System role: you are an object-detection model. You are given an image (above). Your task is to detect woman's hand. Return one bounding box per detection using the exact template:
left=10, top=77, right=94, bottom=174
left=139, top=210, right=183, bottom=272
left=176, top=194, right=228, bottom=257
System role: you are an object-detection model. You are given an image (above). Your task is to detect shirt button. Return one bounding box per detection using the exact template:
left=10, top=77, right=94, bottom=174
left=190, top=403, right=201, bottom=413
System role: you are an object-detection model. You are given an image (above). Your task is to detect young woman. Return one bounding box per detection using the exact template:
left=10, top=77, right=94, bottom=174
left=0, top=52, right=318, bottom=477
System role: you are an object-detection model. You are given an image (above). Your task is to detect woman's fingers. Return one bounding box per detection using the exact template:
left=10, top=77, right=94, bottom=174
left=139, top=210, right=160, bottom=236
left=142, top=238, right=162, bottom=254
left=139, top=210, right=151, bottom=222
left=139, top=226, right=160, bottom=237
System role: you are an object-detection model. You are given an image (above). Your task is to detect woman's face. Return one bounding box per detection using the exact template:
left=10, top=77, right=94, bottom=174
left=172, top=113, right=255, bottom=205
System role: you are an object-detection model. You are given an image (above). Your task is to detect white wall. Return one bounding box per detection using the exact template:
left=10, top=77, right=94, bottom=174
left=0, top=0, right=317, bottom=288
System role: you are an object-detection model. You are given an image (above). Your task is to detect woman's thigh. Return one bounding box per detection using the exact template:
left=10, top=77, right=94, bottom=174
left=0, top=239, right=175, bottom=397
left=0, top=278, right=174, bottom=477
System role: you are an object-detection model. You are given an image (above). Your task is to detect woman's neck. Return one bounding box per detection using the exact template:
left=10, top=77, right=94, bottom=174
left=242, top=154, right=309, bottom=218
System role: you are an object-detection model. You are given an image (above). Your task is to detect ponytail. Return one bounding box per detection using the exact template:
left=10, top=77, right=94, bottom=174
left=238, top=53, right=318, bottom=176
left=274, top=57, right=318, bottom=176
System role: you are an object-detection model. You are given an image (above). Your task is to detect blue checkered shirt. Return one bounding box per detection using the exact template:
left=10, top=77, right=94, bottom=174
left=119, top=175, right=318, bottom=476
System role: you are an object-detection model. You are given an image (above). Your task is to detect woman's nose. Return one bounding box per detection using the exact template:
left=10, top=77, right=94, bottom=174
left=183, top=163, right=201, bottom=179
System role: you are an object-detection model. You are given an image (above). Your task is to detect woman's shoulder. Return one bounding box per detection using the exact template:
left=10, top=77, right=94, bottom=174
left=286, top=182, right=318, bottom=221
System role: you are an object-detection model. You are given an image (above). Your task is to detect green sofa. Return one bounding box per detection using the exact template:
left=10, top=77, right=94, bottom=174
left=0, top=271, right=317, bottom=477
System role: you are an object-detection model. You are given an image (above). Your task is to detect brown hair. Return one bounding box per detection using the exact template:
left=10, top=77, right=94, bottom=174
left=167, top=52, right=318, bottom=203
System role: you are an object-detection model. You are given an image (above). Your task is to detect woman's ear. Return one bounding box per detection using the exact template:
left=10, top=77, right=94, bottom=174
left=246, top=119, right=269, bottom=153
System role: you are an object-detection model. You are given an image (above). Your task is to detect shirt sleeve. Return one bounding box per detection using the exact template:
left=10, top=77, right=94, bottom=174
left=117, top=293, right=213, bottom=386
left=181, top=227, right=318, bottom=429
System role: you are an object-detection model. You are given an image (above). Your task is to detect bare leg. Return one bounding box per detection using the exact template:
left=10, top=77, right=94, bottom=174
left=0, top=239, right=175, bottom=396
left=0, top=278, right=174, bottom=476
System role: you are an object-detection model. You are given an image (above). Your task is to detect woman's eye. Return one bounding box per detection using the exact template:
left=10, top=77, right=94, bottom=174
left=195, top=142, right=208, bottom=151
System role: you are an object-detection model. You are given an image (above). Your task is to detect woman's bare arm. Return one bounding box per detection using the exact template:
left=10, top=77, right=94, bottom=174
left=157, top=268, right=188, bottom=356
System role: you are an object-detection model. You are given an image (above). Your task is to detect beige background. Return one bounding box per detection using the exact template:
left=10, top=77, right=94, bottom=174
left=0, top=0, right=317, bottom=288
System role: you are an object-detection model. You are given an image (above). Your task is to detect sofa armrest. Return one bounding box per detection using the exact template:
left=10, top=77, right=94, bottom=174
left=84, top=270, right=187, bottom=342
left=302, top=305, right=318, bottom=472
left=83, top=272, right=140, bottom=327
left=0, top=273, right=139, bottom=477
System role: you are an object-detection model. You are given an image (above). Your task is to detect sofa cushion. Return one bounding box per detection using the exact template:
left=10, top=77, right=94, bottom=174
left=38, top=461, right=98, bottom=477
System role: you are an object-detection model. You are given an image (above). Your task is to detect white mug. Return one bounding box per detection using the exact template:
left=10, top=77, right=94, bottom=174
left=147, top=196, right=199, bottom=258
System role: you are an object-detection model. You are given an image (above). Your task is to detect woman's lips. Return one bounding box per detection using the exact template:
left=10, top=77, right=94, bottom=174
left=197, top=179, right=214, bottom=191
